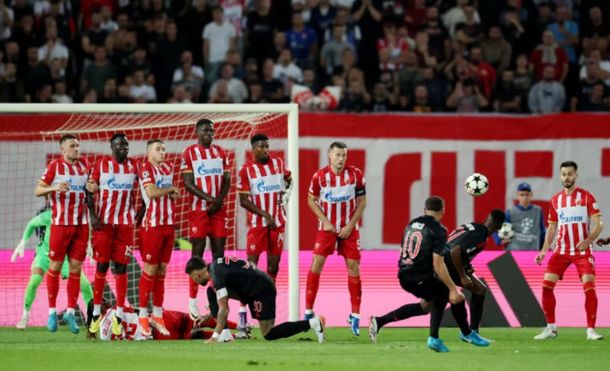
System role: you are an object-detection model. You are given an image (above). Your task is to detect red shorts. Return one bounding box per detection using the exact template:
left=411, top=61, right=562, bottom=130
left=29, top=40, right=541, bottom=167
left=153, top=310, right=192, bottom=340
left=546, top=253, right=596, bottom=279
left=139, top=225, right=175, bottom=265
left=49, top=224, right=89, bottom=262
left=313, top=229, right=361, bottom=260
left=188, top=209, right=228, bottom=239
left=247, top=226, right=285, bottom=257
left=92, top=224, right=134, bottom=265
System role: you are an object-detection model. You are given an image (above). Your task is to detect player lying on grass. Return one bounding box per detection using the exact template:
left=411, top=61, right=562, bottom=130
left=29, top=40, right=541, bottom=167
left=86, top=299, right=248, bottom=341
left=186, top=256, right=327, bottom=343
left=11, top=206, right=93, bottom=330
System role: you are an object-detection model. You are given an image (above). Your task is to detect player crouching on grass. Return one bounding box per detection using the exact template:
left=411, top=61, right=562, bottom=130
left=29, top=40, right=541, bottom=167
left=86, top=299, right=246, bottom=341
left=186, top=256, right=327, bottom=343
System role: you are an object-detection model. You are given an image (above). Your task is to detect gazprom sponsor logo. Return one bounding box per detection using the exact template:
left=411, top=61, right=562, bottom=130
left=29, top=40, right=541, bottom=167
left=156, top=178, right=172, bottom=189
left=67, top=178, right=85, bottom=192
left=256, top=180, right=281, bottom=193
left=323, top=192, right=351, bottom=203
left=197, top=163, right=222, bottom=176
left=106, top=177, right=133, bottom=190
left=559, top=210, right=584, bottom=223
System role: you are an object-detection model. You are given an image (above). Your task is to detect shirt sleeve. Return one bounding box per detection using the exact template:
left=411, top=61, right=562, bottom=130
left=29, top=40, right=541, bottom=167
left=140, top=163, right=155, bottom=187
left=90, top=160, right=101, bottom=184
left=308, top=171, right=320, bottom=197
left=211, top=265, right=228, bottom=299
left=40, top=161, right=56, bottom=185
left=219, top=146, right=230, bottom=170
left=236, top=165, right=250, bottom=193
left=355, top=168, right=366, bottom=196
left=283, top=158, right=292, bottom=181
left=432, top=225, right=448, bottom=255
left=180, top=148, right=193, bottom=173
left=548, top=198, right=558, bottom=223
left=587, top=192, right=601, bottom=216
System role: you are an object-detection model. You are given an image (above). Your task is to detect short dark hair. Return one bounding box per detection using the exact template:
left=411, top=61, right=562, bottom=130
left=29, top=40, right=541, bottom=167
left=251, top=133, right=269, bottom=146
left=196, top=119, right=214, bottom=130
left=489, top=209, right=506, bottom=227
left=110, top=133, right=127, bottom=143
left=185, top=256, right=207, bottom=274
left=560, top=161, right=578, bottom=171
left=329, top=141, right=347, bottom=151
left=147, top=138, right=164, bottom=147
left=59, top=134, right=78, bottom=145
left=425, top=196, right=445, bottom=212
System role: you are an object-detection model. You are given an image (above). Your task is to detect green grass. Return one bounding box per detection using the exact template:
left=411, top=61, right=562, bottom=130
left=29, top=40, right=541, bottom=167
left=0, top=327, right=607, bottom=371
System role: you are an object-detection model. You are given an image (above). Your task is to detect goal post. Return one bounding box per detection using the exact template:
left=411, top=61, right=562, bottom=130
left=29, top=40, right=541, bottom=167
left=0, top=103, right=300, bottom=323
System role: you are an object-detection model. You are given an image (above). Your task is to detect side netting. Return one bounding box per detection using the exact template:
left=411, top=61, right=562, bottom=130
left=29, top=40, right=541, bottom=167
left=0, top=104, right=300, bottom=327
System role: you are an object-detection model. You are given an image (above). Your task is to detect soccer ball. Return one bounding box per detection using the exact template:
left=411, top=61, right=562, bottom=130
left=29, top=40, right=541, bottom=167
left=464, top=173, right=489, bottom=196
left=497, top=222, right=515, bottom=240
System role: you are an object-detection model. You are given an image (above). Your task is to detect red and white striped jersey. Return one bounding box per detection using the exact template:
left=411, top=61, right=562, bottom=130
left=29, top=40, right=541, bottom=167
left=308, top=165, right=366, bottom=231
left=237, top=156, right=291, bottom=228
left=139, top=161, right=175, bottom=227
left=90, top=157, right=139, bottom=225
left=548, top=187, right=601, bottom=256
left=99, top=308, right=147, bottom=341
left=180, top=144, right=230, bottom=211
left=40, top=158, right=89, bottom=226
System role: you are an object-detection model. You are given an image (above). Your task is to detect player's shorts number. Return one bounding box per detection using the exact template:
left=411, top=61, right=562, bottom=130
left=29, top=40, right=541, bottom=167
left=253, top=300, right=262, bottom=315
left=401, top=230, right=423, bottom=261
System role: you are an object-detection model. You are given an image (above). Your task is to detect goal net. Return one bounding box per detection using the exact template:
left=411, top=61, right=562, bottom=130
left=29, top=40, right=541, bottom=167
left=0, top=103, right=300, bottom=327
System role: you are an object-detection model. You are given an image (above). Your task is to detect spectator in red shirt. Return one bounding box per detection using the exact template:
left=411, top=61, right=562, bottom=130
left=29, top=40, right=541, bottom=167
left=468, top=45, right=496, bottom=100
left=530, top=30, right=568, bottom=83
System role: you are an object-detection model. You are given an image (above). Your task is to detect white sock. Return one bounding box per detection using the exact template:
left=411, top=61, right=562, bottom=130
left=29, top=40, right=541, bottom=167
left=66, top=308, right=75, bottom=315
left=116, top=307, right=124, bottom=319
left=239, top=306, right=247, bottom=313
left=305, top=309, right=313, bottom=315
left=23, top=309, right=30, bottom=318
left=548, top=323, right=556, bottom=330
left=93, top=304, right=101, bottom=316
left=49, top=308, right=56, bottom=315
left=351, top=313, right=360, bottom=319
left=189, top=298, right=198, bottom=308
left=153, top=306, right=163, bottom=317
left=308, top=317, right=318, bottom=329
left=139, top=308, right=148, bottom=318
left=587, top=327, right=595, bottom=332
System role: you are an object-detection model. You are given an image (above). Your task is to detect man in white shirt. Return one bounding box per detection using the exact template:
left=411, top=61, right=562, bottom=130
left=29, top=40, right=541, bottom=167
left=580, top=49, right=610, bottom=86
left=273, top=49, right=303, bottom=87
left=202, top=5, right=236, bottom=83
left=38, top=20, right=69, bottom=70
left=208, top=63, right=248, bottom=103
left=129, top=69, right=157, bottom=103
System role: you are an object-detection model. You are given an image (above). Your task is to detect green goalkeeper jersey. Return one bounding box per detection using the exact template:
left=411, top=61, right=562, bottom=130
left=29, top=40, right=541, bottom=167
left=21, top=209, right=51, bottom=256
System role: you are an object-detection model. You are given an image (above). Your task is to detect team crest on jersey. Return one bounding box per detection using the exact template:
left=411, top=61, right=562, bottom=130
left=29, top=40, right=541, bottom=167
left=146, top=254, right=151, bottom=261
left=250, top=244, right=256, bottom=251
left=192, top=226, right=198, bottom=234
left=142, top=171, right=149, bottom=178
left=49, top=250, right=55, bottom=257
left=593, top=202, right=598, bottom=209
left=314, top=242, right=320, bottom=250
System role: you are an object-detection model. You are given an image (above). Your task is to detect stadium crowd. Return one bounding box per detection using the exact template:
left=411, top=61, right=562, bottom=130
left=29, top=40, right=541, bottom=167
left=0, top=0, right=609, bottom=113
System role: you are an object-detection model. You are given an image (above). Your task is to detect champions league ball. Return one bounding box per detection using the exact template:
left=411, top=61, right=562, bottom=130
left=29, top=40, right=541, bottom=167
left=497, top=222, right=515, bottom=240
left=464, top=173, right=489, bottom=196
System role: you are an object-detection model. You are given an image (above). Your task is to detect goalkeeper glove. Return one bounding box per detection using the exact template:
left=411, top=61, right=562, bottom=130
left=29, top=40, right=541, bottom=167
left=11, top=239, right=26, bottom=262
left=281, top=181, right=293, bottom=207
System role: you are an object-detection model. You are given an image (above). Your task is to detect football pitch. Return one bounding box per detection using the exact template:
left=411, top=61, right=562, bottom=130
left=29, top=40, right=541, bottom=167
left=1, top=327, right=607, bottom=371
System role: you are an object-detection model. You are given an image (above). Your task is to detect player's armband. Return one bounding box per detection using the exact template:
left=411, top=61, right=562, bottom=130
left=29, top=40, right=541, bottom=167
left=355, top=187, right=366, bottom=197
left=216, top=288, right=228, bottom=299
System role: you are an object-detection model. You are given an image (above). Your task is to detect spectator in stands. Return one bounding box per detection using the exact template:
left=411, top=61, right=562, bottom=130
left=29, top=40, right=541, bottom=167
left=81, top=8, right=109, bottom=63
left=530, top=30, right=569, bottom=83
left=410, top=84, right=433, bottom=113
left=481, top=26, right=512, bottom=75
left=246, top=0, right=276, bottom=65
left=168, top=84, right=193, bottom=103
left=0, top=62, right=26, bottom=102
left=376, top=21, right=408, bottom=71
left=580, top=49, right=610, bottom=86
left=370, top=82, right=395, bottom=112
left=420, top=67, right=447, bottom=112
left=571, top=62, right=607, bottom=112
left=326, top=6, right=361, bottom=51
left=154, top=19, right=187, bottom=103
left=242, top=57, right=260, bottom=86
left=513, top=53, right=534, bottom=110
left=218, top=0, right=245, bottom=55
left=494, top=70, right=522, bottom=113
left=208, top=79, right=233, bottom=103
left=582, top=6, right=609, bottom=55
left=528, top=65, right=566, bottom=114
left=274, top=48, right=303, bottom=88
left=35, top=83, right=53, bottom=103
left=338, top=78, right=370, bottom=112
left=38, top=19, right=69, bottom=72
left=286, top=10, right=318, bottom=67
left=302, top=67, right=320, bottom=94
left=98, top=78, right=122, bottom=103
left=351, top=0, right=383, bottom=86
left=129, top=69, right=157, bottom=103
left=23, top=46, right=51, bottom=101
left=404, top=0, right=428, bottom=37
left=172, top=50, right=205, bottom=101
left=454, top=3, right=484, bottom=49
left=413, top=31, right=439, bottom=70
left=468, top=45, right=496, bottom=100
left=203, top=5, right=236, bottom=83
left=320, top=24, right=355, bottom=78
left=82, top=46, right=117, bottom=96
left=577, top=81, right=610, bottom=111
left=261, top=58, right=285, bottom=102
left=245, top=81, right=267, bottom=103
left=548, top=5, right=579, bottom=65
left=51, top=80, right=72, bottom=103
left=423, top=6, right=449, bottom=64
left=181, top=0, right=212, bottom=66
left=100, top=5, right=118, bottom=32
left=443, top=0, right=480, bottom=38
left=82, top=88, right=98, bottom=103
left=397, top=51, right=422, bottom=108
left=0, top=0, right=14, bottom=43
left=208, top=63, right=248, bottom=103
left=446, top=78, right=488, bottom=113
left=501, top=5, right=529, bottom=56
left=11, top=15, right=38, bottom=64
left=308, top=0, right=336, bottom=45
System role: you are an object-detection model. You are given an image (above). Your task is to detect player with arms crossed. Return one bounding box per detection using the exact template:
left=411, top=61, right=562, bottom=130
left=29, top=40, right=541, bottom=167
left=186, top=256, right=327, bottom=343
left=534, top=161, right=604, bottom=340
left=11, top=206, right=93, bottom=329
left=138, top=139, right=180, bottom=337
left=237, top=134, right=292, bottom=282
left=444, top=210, right=505, bottom=338
left=86, top=133, right=142, bottom=335
left=369, top=196, right=474, bottom=352
left=35, top=134, right=90, bottom=333
left=305, top=141, right=366, bottom=336
left=181, top=119, right=231, bottom=321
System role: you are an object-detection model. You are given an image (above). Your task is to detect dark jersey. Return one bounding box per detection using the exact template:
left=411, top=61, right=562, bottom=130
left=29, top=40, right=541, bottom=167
left=398, top=215, right=448, bottom=282
left=208, top=257, right=275, bottom=303
left=445, top=223, right=489, bottom=274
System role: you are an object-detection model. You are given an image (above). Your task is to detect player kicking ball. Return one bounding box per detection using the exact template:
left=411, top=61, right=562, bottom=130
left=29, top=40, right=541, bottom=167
left=186, top=256, right=327, bottom=343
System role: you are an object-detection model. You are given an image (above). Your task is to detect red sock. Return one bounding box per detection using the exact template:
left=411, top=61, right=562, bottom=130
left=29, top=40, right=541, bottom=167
left=139, top=272, right=154, bottom=308
left=306, top=271, right=321, bottom=310
left=47, top=269, right=60, bottom=308
left=189, top=276, right=199, bottom=299
left=153, top=274, right=166, bottom=308
left=93, top=271, right=106, bottom=305
left=115, top=273, right=127, bottom=309
left=542, top=280, right=556, bottom=324
left=67, top=272, right=81, bottom=309
left=267, top=270, right=277, bottom=283
left=348, top=275, right=362, bottom=314
left=584, top=281, right=598, bottom=328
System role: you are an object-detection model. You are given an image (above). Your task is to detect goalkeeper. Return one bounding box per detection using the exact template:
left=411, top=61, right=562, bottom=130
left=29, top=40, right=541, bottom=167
left=11, top=207, right=93, bottom=329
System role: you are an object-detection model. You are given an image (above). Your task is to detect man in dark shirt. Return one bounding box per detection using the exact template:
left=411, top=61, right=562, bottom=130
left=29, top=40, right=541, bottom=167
left=186, top=256, right=326, bottom=343
left=369, top=196, right=488, bottom=352
left=445, top=209, right=505, bottom=335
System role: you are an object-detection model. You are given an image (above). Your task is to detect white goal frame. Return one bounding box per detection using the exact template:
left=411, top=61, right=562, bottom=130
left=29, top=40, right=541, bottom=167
left=0, top=103, right=301, bottom=321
